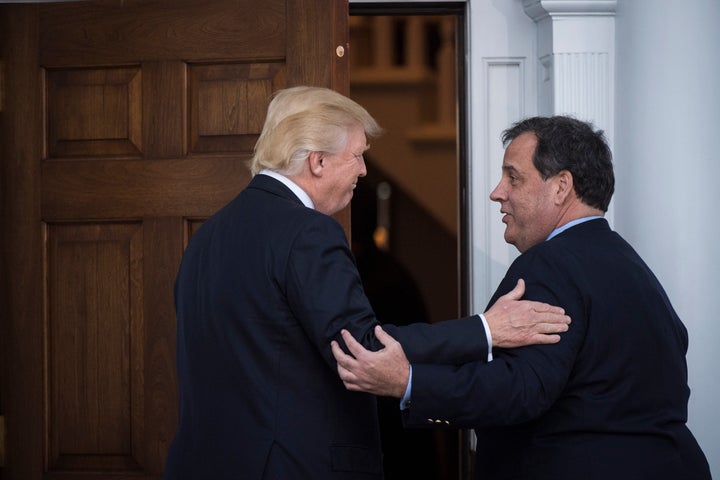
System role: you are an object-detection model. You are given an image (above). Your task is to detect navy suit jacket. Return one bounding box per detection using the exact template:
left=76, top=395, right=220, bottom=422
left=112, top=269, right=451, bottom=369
left=163, top=174, right=489, bottom=480
left=406, top=219, right=710, bottom=480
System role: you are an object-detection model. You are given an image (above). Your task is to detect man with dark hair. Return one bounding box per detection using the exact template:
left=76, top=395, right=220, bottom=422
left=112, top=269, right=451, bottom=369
left=333, top=115, right=711, bottom=479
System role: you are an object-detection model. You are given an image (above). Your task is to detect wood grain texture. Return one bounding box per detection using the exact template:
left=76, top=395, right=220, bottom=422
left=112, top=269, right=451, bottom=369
left=1, top=1, right=349, bottom=478
left=47, top=67, right=143, bottom=158
left=39, top=0, right=286, bottom=66
left=42, top=157, right=251, bottom=220
left=47, top=222, right=143, bottom=472
left=0, top=5, right=46, bottom=479
left=189, top=62, right=286, bottom=154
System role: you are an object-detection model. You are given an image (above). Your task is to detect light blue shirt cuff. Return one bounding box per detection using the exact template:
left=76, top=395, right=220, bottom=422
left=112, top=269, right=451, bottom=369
left=400, top=313, right=493, bottom=410
left=400, top=365, right=412, bottom=410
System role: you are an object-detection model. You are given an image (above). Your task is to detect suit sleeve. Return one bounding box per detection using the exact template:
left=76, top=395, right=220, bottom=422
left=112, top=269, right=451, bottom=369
left=285, top=214, right=489, bottom=370
left=403, top=250, right=587, bottom=429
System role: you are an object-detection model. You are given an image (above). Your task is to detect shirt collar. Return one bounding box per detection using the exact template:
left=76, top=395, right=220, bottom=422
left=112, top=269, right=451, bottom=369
left=258, top=170, right=315, bottom=209
left=546, top=216, right=603, bottom=241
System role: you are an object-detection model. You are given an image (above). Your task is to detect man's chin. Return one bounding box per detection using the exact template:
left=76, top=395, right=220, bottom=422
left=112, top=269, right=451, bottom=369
left=503, top=233, right=522, bottom=252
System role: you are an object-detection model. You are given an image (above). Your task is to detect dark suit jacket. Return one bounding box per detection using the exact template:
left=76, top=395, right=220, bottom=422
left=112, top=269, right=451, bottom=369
left=406, top=219, right=710, bottom=480
left=163, top=174, right=489, bottom=480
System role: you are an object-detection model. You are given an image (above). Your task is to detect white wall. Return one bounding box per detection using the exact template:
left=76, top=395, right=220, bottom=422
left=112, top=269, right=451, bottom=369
left=614, top=0, right=720, bottom=475
left=465, top=0, right=537, bottom=311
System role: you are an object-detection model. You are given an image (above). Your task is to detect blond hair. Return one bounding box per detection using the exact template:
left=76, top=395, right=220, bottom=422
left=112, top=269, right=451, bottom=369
left=249, top=86, right=383, bottom=176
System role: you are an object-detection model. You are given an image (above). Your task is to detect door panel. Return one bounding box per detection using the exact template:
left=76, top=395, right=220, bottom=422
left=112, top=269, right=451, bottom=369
left=0, top=1, right=349, bottom=478
left=38, top=1, right=286, bottom=65
left=47, top=222, right=144, bottom=472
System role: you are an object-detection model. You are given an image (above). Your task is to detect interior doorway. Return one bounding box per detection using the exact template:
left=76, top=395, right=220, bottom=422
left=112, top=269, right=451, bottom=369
left=348, top=4, right=469, bottom=480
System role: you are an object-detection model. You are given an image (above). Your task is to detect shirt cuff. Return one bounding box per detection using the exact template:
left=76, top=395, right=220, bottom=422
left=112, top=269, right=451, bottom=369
left=479, top=313, right=494, bottom=362
left=400, top=364, right=412, bottom=410
left=400, top=313, right=492, bottom=411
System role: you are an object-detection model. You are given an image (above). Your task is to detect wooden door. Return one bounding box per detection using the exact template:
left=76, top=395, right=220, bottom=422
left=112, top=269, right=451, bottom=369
left=0, top=0, right=349, bottom=478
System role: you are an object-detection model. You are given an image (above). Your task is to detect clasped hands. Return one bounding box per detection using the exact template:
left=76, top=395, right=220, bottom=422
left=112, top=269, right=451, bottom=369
left=331, top=278, right=570, bottom=396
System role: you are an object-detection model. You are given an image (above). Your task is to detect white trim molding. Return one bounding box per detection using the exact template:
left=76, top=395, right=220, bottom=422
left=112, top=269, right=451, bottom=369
left=465, top=1, right=538, bottom=312
left=523, top=0, right=617, bottom=20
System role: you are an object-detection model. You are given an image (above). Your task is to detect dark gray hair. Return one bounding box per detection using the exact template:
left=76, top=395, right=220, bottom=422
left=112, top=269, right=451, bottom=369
left=502, top=115, right=615, bottom=212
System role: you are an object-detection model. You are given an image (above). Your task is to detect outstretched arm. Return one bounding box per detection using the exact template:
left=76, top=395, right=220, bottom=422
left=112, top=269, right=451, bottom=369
left=381, top=278, right=571, bottom=366
left=330, top=279, right=571, bottom=396
left=484, top=279, right=570, bottom=348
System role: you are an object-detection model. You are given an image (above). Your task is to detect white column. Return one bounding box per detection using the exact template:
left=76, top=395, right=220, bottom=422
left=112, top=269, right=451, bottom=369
left=523, top=0, right=616, bottom=220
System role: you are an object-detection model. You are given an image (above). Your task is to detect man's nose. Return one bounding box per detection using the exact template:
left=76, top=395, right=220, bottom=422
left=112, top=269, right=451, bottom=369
left=489, top=182, right=504, bottom=201
left=358, top=157, right=367, bottom=177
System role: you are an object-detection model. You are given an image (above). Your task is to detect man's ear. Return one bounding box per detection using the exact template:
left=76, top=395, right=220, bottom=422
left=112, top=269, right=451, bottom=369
left=555, top=170, right=574, bottom=204
left=308, top=151, right=324, bottom=176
